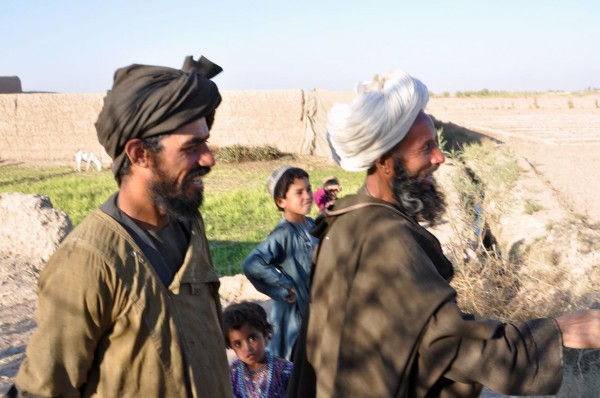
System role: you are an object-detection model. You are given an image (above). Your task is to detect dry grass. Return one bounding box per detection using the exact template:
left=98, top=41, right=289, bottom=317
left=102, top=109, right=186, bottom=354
left=439, top=134, right=600, bottom=396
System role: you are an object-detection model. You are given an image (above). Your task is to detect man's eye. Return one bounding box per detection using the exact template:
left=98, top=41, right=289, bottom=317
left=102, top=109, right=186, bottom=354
left=424, top=142, right=436, bottom=152
left=184, top=142, right=208, bottom=154
left=184, top=145, right=200, bottom=153
left=249, top=336, right=256, bottom=342
left=233, top=342, right=241, bottom=348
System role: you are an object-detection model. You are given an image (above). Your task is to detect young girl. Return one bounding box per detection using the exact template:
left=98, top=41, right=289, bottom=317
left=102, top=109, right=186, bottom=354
left=243, top=165, right=316, bottom=360
left=224, top=301, right=293, bottom=398
left=313, top=175, right=342, bottom=212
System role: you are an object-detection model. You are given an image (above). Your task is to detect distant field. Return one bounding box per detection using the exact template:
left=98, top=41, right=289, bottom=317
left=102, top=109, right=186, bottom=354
left=428, top=91, right=600, bottom=145
left=427, top=91, right=600, bottom=225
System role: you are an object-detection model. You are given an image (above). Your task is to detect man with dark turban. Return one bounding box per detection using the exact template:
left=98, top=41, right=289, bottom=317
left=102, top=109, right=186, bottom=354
left=6, top=56, right=233, bottom=398
left=287, top=70, right=600, bottom=398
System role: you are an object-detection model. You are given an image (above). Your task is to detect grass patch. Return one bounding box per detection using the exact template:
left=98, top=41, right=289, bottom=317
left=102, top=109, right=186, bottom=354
left=0, top=166, right=117, bottom=225
left=460, top=140, right=520, bottom=227
left=452, top=89, right=543, bottom=98
left=447, top=139, right=529, bottom=320
left=524, top=199, right=542, bottom=214
left=202, top=159, right=364, bottom=273
left=0, top=156, right=365, bottom=276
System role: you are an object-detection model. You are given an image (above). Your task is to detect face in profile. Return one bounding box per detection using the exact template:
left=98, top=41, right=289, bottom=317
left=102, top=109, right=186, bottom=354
left=392, top=112, right=445, bottom=181
left=148, top=118, right=215, bottom=219
left=387, top=112, right=447, bottom=224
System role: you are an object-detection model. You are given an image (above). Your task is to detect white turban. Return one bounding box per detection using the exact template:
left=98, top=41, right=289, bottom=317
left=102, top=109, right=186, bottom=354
left=327, top=70, right=429, bottom=171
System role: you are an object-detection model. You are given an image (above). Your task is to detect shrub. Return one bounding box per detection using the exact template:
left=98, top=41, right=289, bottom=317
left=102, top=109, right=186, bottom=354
left=213, top=145, right=283, bottom=163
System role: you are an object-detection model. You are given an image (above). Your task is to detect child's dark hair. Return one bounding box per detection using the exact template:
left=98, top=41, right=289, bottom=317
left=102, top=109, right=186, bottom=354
left=223, top=301, right=273, bottom=348
left=272, top=167, right=309, bottom=211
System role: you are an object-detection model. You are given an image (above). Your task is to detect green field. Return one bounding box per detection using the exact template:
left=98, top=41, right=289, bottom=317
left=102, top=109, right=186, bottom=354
left=0, top=158, right=364, bottom=275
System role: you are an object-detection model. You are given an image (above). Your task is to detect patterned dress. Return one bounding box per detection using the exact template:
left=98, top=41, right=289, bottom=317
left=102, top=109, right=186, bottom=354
left=230, top=352, right=293, bottom=398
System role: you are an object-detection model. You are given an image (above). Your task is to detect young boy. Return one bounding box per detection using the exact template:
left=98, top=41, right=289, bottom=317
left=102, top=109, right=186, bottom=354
left=224, top=301, right=293, bottom=398
left=243, top=165, right=316, bottom=360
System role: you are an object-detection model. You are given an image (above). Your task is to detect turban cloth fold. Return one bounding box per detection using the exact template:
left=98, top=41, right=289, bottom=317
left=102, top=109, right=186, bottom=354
left=327, top=70, right=429, bottom=172
left=95, top=55, right=223, bottom=174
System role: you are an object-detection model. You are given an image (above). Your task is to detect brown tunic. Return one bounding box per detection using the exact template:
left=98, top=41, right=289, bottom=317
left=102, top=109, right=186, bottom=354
left=14, top=206, right=232, bottom=397
left=288, top=194, right=563, bottom=398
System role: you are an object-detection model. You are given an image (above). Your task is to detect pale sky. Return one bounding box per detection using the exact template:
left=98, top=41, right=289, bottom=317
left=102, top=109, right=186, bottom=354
left=2, top=0, right=598, bottom=94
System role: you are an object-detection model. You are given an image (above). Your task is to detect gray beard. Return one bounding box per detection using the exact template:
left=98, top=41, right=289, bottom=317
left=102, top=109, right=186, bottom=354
left=391, top=158, right=446, bottom=225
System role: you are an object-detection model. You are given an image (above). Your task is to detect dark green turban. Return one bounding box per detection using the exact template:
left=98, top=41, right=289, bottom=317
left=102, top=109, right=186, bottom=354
left=95, top=55, right=223, bottom=175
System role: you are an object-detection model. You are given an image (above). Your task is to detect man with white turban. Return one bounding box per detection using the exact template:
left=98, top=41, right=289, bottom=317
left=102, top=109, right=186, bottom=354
left=6, top=56, right=233, bottom=398
left=287, top=70, right=600, bottom=398
left=327, top=70, right=430, bottom=172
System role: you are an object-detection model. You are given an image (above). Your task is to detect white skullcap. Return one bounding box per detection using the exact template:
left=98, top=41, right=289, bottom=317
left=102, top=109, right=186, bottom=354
left=267, top=164, right=292, bottom=199
left=327, top=70, right=429, bottom=171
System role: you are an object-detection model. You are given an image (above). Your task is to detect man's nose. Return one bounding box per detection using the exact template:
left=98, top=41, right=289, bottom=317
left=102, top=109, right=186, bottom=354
left=199, top=144, right=216, bottom=167
left=432, top=145, right=445, bottom=165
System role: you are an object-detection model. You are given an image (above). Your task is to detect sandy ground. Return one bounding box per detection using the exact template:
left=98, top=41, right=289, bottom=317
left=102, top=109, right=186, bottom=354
left=427, top=94, right=600, bottom=227
left=503, top=141, right=600, bottom=226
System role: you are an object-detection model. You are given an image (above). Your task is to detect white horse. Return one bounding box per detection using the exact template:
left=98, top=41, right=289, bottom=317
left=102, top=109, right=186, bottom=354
left=75, top=150, right=102, bottom=172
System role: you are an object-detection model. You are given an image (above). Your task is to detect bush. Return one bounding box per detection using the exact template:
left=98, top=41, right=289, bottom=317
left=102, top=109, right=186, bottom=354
left=213, top=144, right=283, bottom=163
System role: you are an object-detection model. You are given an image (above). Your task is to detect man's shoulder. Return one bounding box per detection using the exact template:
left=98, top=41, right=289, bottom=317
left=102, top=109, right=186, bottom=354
left=67, top=208, right=121, bottom=238
left=333, top=194, right=412, bottom=221
left=40, top=208, right=132, bottom=283
left=58, top=207, right=135, bottom=260
left=323, top=195, right=419, bottom=244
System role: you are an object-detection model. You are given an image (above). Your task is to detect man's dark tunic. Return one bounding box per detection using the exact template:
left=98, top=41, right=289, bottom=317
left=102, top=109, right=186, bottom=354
left=288, top=194, right=563, bottom=398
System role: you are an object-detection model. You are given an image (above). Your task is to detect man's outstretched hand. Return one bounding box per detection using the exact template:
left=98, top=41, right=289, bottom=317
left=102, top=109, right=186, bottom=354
left=556, top=309, right=600, bottom=348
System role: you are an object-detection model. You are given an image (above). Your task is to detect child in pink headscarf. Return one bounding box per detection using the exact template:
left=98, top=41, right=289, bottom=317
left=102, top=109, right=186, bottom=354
left=313, top=176, right=342, bottom=212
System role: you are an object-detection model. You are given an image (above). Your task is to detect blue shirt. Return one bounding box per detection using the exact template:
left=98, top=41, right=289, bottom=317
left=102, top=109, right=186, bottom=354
left=243, top=218, right=317, bottom=359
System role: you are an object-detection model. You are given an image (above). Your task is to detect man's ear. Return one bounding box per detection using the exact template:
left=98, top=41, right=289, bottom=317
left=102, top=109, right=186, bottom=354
left=375, top=152, right=393, bottom=176
left=124, top=139, right=151, bottom=168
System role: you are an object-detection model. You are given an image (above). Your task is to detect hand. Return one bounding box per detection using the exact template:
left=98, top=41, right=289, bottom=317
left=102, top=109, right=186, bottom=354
left=555, top=309, right=600, bottom=349
left=283, top=288, right=297, bottom=304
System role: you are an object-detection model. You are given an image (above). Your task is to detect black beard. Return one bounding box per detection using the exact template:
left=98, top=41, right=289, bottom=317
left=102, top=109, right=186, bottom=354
left=391, top=158, right=446, bottom=225
left=149, top=160, right=210, bottom=221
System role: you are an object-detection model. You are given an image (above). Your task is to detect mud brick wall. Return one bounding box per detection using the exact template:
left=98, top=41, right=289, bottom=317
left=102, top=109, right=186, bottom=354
left=0, top=93, right=107, bottom=164
left=0, top=89, right=306, bottom=165
left=213, top=89, right=305, bottom=152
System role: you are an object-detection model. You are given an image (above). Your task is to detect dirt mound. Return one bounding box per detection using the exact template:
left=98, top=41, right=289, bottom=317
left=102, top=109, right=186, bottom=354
left=0, top=193, right=72, bottom=265
left=0, top=193, right=72, bottom=306
left=0, top=193, right=73, bottom=391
